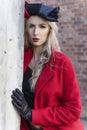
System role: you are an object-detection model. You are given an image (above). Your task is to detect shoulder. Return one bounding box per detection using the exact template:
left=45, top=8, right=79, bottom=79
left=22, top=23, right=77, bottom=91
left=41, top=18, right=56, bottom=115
left=51, top=50, right=75, bottom=70
left=53, top=51, right=75, bottom=75
left=52, top=50, right=72, bottom=64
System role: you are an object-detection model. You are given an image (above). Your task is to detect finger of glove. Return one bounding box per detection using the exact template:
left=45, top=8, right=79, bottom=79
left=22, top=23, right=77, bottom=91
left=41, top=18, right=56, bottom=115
left=15, top=88, right=24, bottom=97
left=12, top=96, right=28, bottom=116
left=12, top=90, right=23, bottom=101
left=12, top=100, right=22, bottom=111
left=11, top=94, right=22, bottom=107
left=12, top=90, right=28, bottom=108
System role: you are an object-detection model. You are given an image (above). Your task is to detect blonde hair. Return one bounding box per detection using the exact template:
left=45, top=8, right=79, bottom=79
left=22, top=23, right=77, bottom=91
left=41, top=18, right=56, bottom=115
left=24, top=18, right=60, bottom=92
left=47, top=21, right=60, bottom=51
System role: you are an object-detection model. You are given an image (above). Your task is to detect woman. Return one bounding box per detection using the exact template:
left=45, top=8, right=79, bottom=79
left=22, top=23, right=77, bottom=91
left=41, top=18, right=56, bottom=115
left=11, top=1, right=84, bottom=130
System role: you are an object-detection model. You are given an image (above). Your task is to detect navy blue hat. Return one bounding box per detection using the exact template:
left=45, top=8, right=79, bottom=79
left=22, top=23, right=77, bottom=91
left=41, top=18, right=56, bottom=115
left=25, top=1, right=60, bottom=22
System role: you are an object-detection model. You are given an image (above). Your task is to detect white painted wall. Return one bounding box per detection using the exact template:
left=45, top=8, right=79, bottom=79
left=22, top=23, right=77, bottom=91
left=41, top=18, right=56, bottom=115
left=0, top=0, right=24, bottom=130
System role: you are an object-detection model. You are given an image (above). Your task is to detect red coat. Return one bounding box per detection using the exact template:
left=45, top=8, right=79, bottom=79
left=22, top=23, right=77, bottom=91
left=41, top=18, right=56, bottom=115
left=20, top=49, right=84, bottom=130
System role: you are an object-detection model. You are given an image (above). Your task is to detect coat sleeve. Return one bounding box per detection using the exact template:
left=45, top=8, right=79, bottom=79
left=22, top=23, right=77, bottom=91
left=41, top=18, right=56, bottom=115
left=32, top=56, right=82, bottom=127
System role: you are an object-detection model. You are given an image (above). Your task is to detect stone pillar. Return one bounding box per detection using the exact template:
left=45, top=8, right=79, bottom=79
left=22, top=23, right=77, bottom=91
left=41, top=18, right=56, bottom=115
left=0, top=0, right=24, bottom=130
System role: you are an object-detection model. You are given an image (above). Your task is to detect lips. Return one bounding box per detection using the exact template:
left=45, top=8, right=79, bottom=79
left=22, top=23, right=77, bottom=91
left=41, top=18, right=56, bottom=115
left=33, top=38, right=40, bottom=42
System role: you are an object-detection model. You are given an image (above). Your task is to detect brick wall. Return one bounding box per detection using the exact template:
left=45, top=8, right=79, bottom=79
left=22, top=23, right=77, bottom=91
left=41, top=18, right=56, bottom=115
left=29, top=0, right=87, bottom=119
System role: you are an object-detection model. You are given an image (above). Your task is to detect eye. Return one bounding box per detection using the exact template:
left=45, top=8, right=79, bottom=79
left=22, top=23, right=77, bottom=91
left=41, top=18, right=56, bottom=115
left=40, top=25, right=47, bottom=28
left=28, top=24, right=34, bottom=28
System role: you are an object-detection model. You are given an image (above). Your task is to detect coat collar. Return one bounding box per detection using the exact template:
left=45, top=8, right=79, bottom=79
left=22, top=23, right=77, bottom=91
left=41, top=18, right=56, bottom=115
left=24, top=48, right=56, bottom=94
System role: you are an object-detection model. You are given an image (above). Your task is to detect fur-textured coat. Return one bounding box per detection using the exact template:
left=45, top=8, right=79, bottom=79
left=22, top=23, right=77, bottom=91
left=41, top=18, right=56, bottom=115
left=20, top=49, right=84, bottom=130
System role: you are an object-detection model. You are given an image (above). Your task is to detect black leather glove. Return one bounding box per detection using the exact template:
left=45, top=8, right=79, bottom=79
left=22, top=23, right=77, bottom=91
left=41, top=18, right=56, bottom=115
left=11, top=88, right=32, bottom=122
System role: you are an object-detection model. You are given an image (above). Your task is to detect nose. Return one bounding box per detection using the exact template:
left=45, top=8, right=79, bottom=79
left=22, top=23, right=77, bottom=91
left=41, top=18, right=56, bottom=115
left=34, top=27, right=39, bottom=35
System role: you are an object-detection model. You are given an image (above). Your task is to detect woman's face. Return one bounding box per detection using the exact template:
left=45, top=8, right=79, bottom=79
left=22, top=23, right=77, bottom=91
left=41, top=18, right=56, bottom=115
left=26, top=16, right=50, bottom=47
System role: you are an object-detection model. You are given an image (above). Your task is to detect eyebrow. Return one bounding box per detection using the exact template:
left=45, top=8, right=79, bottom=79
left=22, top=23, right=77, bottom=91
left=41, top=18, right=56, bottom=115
left=28, top=23, right=48, bottom=26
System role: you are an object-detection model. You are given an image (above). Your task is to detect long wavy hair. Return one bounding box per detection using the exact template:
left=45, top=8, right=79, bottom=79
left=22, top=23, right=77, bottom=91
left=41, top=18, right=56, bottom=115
left=24, top=17, right=60, bottom=92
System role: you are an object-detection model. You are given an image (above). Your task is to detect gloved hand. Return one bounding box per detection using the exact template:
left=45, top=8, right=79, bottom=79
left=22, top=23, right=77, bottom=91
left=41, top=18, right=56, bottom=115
left=11, top=88, right=32, bottom=122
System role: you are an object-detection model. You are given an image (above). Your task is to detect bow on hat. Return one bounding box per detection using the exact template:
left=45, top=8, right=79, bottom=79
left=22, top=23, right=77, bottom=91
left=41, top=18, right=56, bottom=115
left=24, top=1, right=60, bottom=22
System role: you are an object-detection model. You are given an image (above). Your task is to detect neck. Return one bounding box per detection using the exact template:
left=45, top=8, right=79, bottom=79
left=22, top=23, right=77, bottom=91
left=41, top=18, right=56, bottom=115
left=33, top=46, right=43, bottom=61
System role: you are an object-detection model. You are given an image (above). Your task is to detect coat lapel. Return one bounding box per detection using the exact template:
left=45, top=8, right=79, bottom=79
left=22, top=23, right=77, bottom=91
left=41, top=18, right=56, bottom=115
left=35, top=63, right=54, bottom=95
